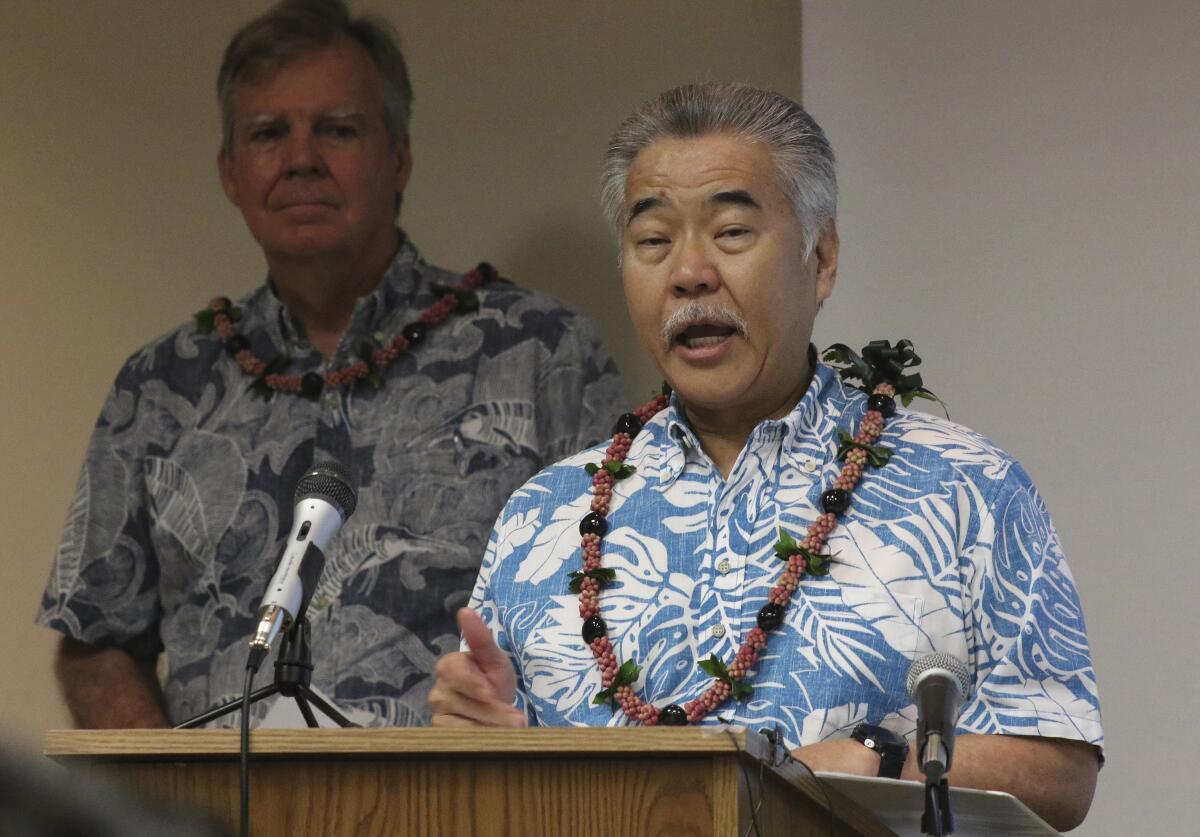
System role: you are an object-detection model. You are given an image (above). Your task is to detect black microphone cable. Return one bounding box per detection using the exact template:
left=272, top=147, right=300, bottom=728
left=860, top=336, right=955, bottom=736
left=239, top=661, right=256, bottom=837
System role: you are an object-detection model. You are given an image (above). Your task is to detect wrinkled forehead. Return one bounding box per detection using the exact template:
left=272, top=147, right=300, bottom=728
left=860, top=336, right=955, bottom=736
left=623, top=133, right=790, bottom=217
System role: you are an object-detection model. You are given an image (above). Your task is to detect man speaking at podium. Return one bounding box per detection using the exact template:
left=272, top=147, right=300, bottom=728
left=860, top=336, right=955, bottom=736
left=429, top=84, right=1103, bottom=831
left=35, top=0, right=620, bottom=729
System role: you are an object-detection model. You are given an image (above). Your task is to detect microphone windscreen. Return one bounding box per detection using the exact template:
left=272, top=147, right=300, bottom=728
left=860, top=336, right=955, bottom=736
left=294, top=461, right=358, bottom=518
left=906, top=652, right=970, bottom=699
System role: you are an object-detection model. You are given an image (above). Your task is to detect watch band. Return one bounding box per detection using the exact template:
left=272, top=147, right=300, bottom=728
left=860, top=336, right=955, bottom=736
left=851, top=723, right=908, bottom=779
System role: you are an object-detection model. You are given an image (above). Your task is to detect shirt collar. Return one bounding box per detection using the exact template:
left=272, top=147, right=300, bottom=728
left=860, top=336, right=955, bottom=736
left=258, top=232, right=425, bottom=355
left=649, top=348, right=848, bottom=487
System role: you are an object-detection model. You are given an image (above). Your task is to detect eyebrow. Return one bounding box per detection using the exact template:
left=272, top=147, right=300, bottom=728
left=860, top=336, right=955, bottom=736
left=318, top=107, right=366, bottom=122
left=241, top=107, right=366, bottom=128
left=626, top=196, right=662, bottom=226
left=626, top=189, right=763, bottom=226
left=708, top=189, right=762, bottom=210
left=243, top=113, right=283, bottom=131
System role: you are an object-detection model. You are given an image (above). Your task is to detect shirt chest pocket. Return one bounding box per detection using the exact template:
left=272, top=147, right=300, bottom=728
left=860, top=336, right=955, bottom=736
left=838, top=587, right=926, bottom=658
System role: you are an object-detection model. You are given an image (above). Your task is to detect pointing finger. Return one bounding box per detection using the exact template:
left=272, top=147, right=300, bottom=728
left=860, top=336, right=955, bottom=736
left=456, top=607, right=516, bottom=702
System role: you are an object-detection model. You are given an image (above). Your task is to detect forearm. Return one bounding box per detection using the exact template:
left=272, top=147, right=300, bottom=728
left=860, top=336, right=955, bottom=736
left=917, top=734, right=1098, bottom=831
left=793, top=733, right=1099, bottom=832
left=55, top=637, right=169, bottom=729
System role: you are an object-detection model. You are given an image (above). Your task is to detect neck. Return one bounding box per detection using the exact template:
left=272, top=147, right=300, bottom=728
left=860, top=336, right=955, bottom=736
left=682, top=359, right=815, bottom=479
left=268, top=230, right=400, bottom=359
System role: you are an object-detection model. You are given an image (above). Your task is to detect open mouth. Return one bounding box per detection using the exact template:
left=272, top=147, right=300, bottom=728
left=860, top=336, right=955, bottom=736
left=674, top=322, right=738, bottom=349
left=660, top=302, right=748, bottom=354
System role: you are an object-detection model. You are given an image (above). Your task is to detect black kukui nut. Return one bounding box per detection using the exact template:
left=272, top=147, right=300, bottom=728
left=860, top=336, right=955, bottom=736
left=867, top=393, right=896, bottom=417
left=401, top=322, right=427, bottom=345
left=757, top=603, right=785, bottom=631
left=612, top=412, right=643, bottom=436
left=579, top=511, right=608, bottom=537
left=821, top=488, right=850, bottom=515
left=476, top=261, right=497, bottom=281
left=581, top=616, right=607, bottom=644
left=300, top=372, right=325, bottom=399
left=659, top=704, right=688, bottom=726
left=226, top=335, right=250, bottom=354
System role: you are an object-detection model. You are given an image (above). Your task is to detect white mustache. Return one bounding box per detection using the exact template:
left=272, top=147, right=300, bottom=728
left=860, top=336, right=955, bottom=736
left=660, top=301, right=749, bottom=350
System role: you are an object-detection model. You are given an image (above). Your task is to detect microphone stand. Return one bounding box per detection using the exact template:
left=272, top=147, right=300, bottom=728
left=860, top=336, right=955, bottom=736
left=176, top=617, right=356, bottom=729
left=921, top=775, right=953, bottom=836
left=919, top=734, right=954, bottom=836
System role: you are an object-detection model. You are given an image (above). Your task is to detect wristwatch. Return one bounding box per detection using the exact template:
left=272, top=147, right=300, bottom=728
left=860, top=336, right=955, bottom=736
left=851, top=723, right=909, bottom=779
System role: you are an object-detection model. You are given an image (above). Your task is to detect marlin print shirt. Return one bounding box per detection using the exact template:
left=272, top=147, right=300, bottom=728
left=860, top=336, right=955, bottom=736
left=37, top=235, right=623, bottom=726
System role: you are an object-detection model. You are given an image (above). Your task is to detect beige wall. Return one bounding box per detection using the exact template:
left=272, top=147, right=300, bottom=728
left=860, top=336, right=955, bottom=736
left=803, top=2, right=1200, bottom=834
left=0, top=2, right=801, bottom=746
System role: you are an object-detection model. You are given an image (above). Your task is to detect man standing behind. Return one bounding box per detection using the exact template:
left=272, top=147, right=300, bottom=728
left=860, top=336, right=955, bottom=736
left=430, top=83, right=1102, bottom=831
left=37, top=0, right=621, bottom=728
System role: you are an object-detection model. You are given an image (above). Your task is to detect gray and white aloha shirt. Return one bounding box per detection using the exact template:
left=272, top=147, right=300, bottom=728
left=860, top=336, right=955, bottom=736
left=471, top=361, right=1104, bottom=754
left=37, top=235, right=623, bottom=726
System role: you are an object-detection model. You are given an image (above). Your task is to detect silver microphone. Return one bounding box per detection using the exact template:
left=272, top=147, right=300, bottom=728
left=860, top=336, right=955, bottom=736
left=248, top=462, right=357, bottom=667
left=906, top=653, right=970, bottom=781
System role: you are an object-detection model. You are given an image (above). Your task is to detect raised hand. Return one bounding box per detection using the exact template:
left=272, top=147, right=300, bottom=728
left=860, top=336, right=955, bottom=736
left=429, top=608, right=527, bottom=727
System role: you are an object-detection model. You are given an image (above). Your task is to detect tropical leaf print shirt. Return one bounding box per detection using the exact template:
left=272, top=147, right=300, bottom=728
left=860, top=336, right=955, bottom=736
left=37, top=236, right=623, bottom=726
left=471, top=362, right=1104, bottom=753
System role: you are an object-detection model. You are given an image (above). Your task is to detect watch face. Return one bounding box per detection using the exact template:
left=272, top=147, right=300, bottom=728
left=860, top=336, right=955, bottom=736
left=853, top=723, right=906, bottom=754
left=852, top=723, right=909, bottom=779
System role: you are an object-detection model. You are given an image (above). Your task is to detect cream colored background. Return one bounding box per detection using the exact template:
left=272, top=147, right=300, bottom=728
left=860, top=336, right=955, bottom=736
left=2, top=1, right=1195, bottom=834
left=803, top=2, right=1199, bottom=834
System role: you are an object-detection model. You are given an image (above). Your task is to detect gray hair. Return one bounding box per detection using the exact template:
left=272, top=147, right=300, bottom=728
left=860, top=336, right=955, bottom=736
left=217, top=0, right=413, bottom=154
left=600, top=83, right=836, bottom=258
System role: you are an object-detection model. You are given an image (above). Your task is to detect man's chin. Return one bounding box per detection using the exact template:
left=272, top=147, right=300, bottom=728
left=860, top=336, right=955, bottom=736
left=258, top=227, right=350, bottom=261
left=664, top=379, right=747, bottom=418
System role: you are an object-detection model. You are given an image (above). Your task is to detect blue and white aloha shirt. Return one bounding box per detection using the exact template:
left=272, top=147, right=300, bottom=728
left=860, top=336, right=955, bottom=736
left=471, top=361, right=1104, bottom=753
left=37, top=235, right=623, bottom=726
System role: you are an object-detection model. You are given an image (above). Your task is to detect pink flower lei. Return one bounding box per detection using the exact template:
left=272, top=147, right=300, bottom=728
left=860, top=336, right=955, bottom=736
left=572, top=340, right=933, bottom=727
left=193, top=262, right=496, bottom=400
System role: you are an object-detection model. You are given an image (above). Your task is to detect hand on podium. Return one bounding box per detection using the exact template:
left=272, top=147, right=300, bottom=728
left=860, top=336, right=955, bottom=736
left=429, top=608, right=528, bottom=728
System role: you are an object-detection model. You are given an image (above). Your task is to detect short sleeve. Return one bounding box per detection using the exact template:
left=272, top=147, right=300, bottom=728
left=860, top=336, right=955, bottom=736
left=35, top=364, right=163, bottom=659
left=957, top=462, right=1104, bottom=752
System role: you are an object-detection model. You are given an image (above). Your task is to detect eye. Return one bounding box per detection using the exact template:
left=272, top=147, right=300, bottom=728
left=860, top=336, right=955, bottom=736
left=323, top=122, right=361, bottom=140
left=719, top=227, right=750, bottom=239
left=248, top=124, right=285, bottom=142
left=638, top=234, right=670, bottom=247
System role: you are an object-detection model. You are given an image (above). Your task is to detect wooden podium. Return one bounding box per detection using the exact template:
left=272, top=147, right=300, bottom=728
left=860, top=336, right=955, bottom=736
left=45, top=727, right=894, bottom=836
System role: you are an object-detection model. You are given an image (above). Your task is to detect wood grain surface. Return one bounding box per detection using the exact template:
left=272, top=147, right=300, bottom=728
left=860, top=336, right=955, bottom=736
left=46, top=727, right=895, bottom=836
left=45, top=726, right=750, bottom=758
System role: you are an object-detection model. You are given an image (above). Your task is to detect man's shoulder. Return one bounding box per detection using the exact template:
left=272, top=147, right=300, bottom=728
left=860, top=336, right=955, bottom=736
left=497, top=439, right=608, bottom=517
left=423, top=262, right=597, bottom=339
left=879, top=401, right=1033, bottom=493
left=107, top=286, right=268, bottom=394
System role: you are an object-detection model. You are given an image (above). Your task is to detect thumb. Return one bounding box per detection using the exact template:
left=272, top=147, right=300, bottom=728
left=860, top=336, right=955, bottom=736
left=457, top=607, right=516, bottom=700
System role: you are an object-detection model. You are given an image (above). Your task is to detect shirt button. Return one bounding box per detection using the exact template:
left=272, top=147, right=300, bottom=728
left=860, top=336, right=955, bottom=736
left=716, top=559, right=732, bottom=575
left=711, top=624, right=727, bottom=639
left=804, top=460, right=818, bottom=473
left=323, top=391, right=339, bottom=410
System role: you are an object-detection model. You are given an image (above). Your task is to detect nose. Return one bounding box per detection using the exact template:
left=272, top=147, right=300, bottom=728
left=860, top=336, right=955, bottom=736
left=282, top=128, right=325, bottom=179
left=670, top=234, right=721, bottom=297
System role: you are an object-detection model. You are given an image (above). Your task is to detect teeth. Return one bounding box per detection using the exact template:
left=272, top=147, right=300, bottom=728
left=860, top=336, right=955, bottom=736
left=683, top=335, right=727, bottom=349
